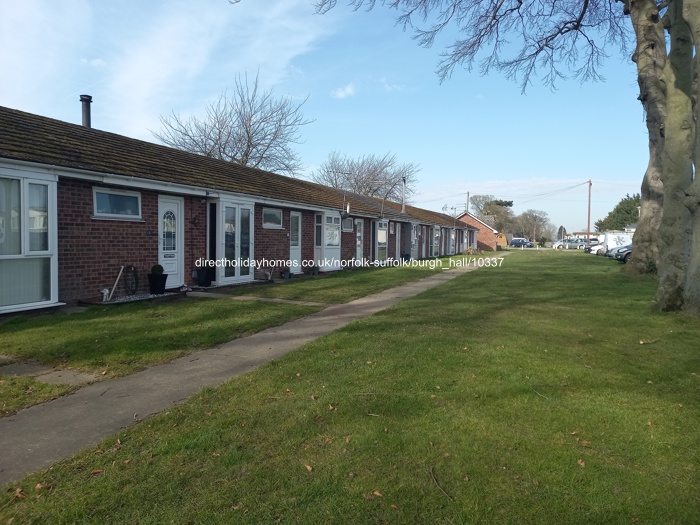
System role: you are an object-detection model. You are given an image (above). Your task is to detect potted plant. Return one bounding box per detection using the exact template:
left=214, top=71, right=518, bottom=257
left=147, top=264, right=168, bottom=294
left=280, top=266, right=292, bottom=280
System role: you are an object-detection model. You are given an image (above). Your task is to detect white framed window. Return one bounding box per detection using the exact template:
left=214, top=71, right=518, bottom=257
left=93, top=187, right=141, bottom=220
left=315, top=214, right=323, bottom=247
left=0, top=173, right=58, bottom=312
left=389, top=222, right=395, bottom=235
left=325, top=215, right=340, bottom=247
left=341, top=217, right=354, bottom=232
left=262, top=207, right=283, bottom=229
left=377, top=220, right=388, bottom=261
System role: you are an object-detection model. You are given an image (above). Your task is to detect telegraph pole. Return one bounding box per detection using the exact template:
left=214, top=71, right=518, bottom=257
left=586, top=180, right=592, bottom=246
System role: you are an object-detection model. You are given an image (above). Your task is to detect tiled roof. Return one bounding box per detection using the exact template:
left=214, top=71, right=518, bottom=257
left=0, top=105, right=461, bottom=228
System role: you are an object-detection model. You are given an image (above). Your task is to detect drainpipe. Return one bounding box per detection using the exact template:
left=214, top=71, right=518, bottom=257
left=80, top=94, right=92, bottom=128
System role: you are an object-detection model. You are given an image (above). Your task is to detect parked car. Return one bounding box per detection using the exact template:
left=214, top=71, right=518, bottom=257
left=584, top=242, right=605, bottom=254
left=614, top=245, right=633, bottom=263
left=606, top=244, right=632, bottom=259
left=590, top=244, right=607, bottom=255
left=556, top=239, right=586, bottom=250
left=510, top=238, right=534, bottom=248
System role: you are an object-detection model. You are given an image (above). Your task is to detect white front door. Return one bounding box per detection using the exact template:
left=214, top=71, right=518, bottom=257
left=158, top=195, right=184, bottom=288
left=355, top=219, right=363, bottom=264
left=290, top=211, right=302, bottom=274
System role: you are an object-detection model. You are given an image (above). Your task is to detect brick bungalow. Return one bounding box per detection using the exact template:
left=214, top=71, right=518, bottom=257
left=0, top=104, right=468, bottom=314
left=456, top=212, right=499, bottom=251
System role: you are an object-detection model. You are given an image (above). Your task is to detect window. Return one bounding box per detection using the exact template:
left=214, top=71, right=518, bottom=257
left=377, top=221, right=388, bottom=261
left=341, top=217, right=354, bottom=232
left=29, top=184, right=49, bottom=252
left=93, top=188, right=141, bottom=220
left=262, top=207, right=283, bottom=228
left=389, top=222, right=395, bottom=235
left=0, top=178, right=21, bottom=255
left=315, top=214, right=323, bottom=247
left=0, top=175, right=56, bottom=311
left=433, top=228, right=440, bottom=257
left=325, top=216, right=340, bottom=247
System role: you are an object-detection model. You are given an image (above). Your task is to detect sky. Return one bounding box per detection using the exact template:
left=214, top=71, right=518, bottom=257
left=0, top=0, right=647, bottom=233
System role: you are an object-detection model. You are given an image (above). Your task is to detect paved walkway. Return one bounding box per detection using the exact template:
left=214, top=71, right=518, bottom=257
left=0, top=263, right=484, bottom=486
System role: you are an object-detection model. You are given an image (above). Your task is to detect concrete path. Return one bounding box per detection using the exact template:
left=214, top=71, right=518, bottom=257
left=0, top=263, right=483, bottom=486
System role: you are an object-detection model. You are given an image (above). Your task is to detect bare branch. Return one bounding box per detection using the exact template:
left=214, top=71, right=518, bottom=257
left=315, top=0, right=632, bottom=91
left=311, top=151, right=420, bottom=202
left=152, top=71, right=314, bottom=177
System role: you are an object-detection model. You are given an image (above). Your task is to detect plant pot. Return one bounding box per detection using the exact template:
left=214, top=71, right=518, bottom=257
left=147, top=273, right=168, bottom=294
left=280, top=269, right=291, bottom=279
left=196, top=268, right=211, bottom=287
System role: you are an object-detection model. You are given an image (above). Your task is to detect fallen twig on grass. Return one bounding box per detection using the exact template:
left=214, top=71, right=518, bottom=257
left=429, top=466, right=453, bottom=501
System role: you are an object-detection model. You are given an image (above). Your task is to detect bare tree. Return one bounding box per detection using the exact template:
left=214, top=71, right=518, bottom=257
left=153, top=72, right=313, bottom=177
left=516, top=209, right=552, bottom=241
left=468, top=194, right=495, bottom=216
left=312, top=151, right=420, bottom=203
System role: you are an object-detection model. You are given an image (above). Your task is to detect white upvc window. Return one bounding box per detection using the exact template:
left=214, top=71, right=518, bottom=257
left=93, top=187, right=142, bottom=220
left=262, top=207, right=283, bottom=229
left=325, top=215, right=341, bottom=246
left=341, top=217, right=354, bottom=232
left=377, top=220, right=388, bottom=261
left=0, top=172, right=58, bottom=312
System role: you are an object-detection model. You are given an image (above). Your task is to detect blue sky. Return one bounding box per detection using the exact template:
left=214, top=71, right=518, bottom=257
left=1, top=0, right=646, bottom=232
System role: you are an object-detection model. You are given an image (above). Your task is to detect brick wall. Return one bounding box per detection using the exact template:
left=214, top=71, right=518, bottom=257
left=458, top=214, right=497, bottom=251
left=57, top=178, right=206, bottom=304
left=251, top=206, right=331, bottom=279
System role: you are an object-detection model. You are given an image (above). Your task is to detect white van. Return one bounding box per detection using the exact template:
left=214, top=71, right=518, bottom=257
left=601, top=231, right=634, bottom=254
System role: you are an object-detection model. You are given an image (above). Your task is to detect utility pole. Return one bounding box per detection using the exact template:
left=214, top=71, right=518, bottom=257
left=466, top=192, right=469, bottom=215
left=586, top=180, right=592, bottom=246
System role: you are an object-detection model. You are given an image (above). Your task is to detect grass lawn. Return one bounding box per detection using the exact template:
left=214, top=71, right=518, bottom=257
left=0, top=298, right=320, bottom=414
left=1, top=251, right=698, bottom=524
left=0, top=262, right=449, bottom=415
left=0, top=376, right=75, bottom=418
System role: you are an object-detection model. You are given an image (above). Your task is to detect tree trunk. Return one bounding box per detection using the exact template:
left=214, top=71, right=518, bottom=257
left=627, top=0, right=667, bottom=274
left=680, top=0, right=700, bottom=311
left=655, top=1, right=694, bottom=311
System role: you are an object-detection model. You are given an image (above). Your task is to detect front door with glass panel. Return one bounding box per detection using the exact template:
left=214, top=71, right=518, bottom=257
left=158, top=195, right=183, bottom=288
left=290, top=211, right=302, bottom=274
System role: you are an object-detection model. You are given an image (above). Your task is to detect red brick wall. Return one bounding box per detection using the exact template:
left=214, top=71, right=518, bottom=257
left=341, top=220, right=356, bottom=263
left=301, top=210, right=315, bottom=265
left=57, top=178, right=206, bottom=304
left=458, top=214, right=497, bottom=251
left=251, top=207, right=326, bottom=279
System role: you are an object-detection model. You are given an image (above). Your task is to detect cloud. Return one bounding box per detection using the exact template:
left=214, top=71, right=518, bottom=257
left=0, top=0, right=92, bottom=117
left=379, top=77, right=405, bottom=92
left=81, top=58, right=107, bottom=68
left=331, top=83, right=356, bottom=99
